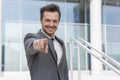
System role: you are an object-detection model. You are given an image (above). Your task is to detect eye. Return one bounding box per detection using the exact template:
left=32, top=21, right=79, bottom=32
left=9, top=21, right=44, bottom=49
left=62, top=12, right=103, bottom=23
left=45, top=19, right=50, bottom=22
left=53, top=20, right=58, bottom=23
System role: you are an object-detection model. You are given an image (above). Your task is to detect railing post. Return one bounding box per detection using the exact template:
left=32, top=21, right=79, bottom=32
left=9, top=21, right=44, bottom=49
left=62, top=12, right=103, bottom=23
left=70, top=39, right=73, bottom=80
left=77, top=44, right=81, bottom=80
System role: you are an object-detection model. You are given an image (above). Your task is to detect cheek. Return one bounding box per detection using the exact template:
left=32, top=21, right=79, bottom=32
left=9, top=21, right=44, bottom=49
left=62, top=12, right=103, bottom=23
left=54, top=23, right=58, bottom=26
left=55, top=24, right=59, bottom=28
left=42, top=21, right=47, bottom=25
left=41, top=20, right=48, bottom=25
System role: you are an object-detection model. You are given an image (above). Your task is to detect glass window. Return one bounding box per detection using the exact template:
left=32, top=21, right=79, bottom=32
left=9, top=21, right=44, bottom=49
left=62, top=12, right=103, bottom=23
left=106, top=26, right=120, bottom=43
left=102, top=0, right=120, bottom=25
left=4, top=22, right=21, bottom=42
left=66, top=24, right=85, bottom=41
left=2, top=21, right=21, bottom=71
left=4, top=42, right=20, bottom=71
left=107, top=44, right=120, bottom=63
left=22, top=21, right=41, bottom=39
left=22, top=1, right=66, bottom=22
left=102, top=0, right=120, bottom=64
left=2, top=0, right=22, bottom=20
left=66, top=0, right=90, bottom=23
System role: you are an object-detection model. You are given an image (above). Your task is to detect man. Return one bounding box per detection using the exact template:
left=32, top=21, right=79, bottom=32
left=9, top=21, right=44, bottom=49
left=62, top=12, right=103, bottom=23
left=24, top=4, right=69, bottom=80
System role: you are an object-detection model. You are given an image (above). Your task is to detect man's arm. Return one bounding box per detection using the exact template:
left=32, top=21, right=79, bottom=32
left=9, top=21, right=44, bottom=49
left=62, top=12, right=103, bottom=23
left=64, top=55, right=69, bottom=80
left=24, top=33, right=48, bottom=55
left=62, top=42, right=69, bottom=80
left=24, top=33, right=39, bottom=55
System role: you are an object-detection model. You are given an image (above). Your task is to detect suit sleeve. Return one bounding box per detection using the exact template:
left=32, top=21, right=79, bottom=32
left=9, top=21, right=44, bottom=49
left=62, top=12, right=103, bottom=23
left=58, top=39, right=69, bottom=80
left=63, top=43, right=69, bottom=80
left=24, top=33, right=39, bottom=55
left=64, top=53, right=69, bottom=80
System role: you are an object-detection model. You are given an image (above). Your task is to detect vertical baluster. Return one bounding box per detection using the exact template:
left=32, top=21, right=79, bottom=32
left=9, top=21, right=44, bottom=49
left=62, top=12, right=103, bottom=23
left=77, top=44, right=81, bottom=80
left=70, top=39, right=73, bottom=80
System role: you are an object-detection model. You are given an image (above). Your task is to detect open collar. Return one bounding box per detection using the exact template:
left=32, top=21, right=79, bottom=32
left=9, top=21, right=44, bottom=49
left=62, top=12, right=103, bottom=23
left=41, top=29, right=55, bottom=39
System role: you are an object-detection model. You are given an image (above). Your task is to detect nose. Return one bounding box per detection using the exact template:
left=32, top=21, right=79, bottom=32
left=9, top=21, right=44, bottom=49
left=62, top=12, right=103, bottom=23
left=50, top=22, right=54, bottom=26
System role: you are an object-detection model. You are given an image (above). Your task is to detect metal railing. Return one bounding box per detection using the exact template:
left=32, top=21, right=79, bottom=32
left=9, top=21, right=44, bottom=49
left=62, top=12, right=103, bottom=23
left=77, top=37, right=120, bottom=69
left=69, top=37, right=120, bottom=80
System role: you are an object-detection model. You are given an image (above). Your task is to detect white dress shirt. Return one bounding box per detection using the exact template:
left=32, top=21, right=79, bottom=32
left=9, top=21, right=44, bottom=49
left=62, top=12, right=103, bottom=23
left=53, top=39, right=63, bottom=65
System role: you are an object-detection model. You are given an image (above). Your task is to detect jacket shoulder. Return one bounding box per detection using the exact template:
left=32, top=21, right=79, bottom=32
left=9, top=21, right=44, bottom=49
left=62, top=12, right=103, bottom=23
left=24, top=33, right=40, bottom=42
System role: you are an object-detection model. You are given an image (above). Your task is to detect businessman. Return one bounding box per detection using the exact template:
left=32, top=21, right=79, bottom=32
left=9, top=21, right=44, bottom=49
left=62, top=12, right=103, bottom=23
left=24, top=4, right=69, bottom=80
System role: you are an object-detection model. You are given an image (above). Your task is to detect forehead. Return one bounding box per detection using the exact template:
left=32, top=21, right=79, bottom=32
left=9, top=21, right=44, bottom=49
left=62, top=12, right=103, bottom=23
left=43, top=11, right=59, bottom=19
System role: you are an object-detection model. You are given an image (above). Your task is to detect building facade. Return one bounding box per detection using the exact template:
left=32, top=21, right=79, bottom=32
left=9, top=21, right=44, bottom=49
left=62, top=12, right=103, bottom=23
left=0, top=0, right=120, bottom=80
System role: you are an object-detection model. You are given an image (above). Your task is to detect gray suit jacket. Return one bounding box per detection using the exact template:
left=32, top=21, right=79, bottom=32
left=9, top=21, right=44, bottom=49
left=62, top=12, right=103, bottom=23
left=24, top=30, right=69, bottom=80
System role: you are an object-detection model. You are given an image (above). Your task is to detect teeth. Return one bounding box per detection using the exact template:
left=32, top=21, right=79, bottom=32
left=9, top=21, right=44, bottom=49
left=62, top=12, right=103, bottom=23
left=48, top=27, right=53, bottom=31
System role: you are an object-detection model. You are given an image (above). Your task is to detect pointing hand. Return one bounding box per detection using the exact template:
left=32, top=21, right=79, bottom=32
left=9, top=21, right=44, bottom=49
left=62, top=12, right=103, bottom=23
left=33, top=38, right=48, bottom=53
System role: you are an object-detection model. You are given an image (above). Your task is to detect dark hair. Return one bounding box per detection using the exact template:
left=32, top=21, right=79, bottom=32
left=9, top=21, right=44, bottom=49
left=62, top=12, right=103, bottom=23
left=40, top=4, right=61, bottom=20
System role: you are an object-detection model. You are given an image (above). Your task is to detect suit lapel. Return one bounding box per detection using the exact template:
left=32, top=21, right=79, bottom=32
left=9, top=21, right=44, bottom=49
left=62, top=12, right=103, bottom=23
left=59, top=44, right=65, bottom=66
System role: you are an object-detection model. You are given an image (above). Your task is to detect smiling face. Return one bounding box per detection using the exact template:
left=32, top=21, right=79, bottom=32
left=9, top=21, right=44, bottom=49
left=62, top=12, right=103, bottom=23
left=41, top=11, right=59, bottom=38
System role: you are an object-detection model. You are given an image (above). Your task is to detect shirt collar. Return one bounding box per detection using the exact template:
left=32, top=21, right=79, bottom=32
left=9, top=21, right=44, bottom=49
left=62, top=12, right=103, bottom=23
left=41, top=29, right=55, bottom=39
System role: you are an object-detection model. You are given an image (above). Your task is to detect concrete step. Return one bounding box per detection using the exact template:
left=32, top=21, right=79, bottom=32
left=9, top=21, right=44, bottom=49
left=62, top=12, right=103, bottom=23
left=0, top=71, right=120, bottom=80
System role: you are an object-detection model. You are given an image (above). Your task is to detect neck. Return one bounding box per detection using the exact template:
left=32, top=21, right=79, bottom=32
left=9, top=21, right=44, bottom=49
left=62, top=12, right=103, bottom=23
left=41, top=29, right=55, bottom=39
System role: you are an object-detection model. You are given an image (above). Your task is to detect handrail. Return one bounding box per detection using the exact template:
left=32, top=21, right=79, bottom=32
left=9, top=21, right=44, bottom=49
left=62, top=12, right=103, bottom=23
left=77, top=37, right=120, bottom=69
left=70, top=38, right=120, bottom=76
